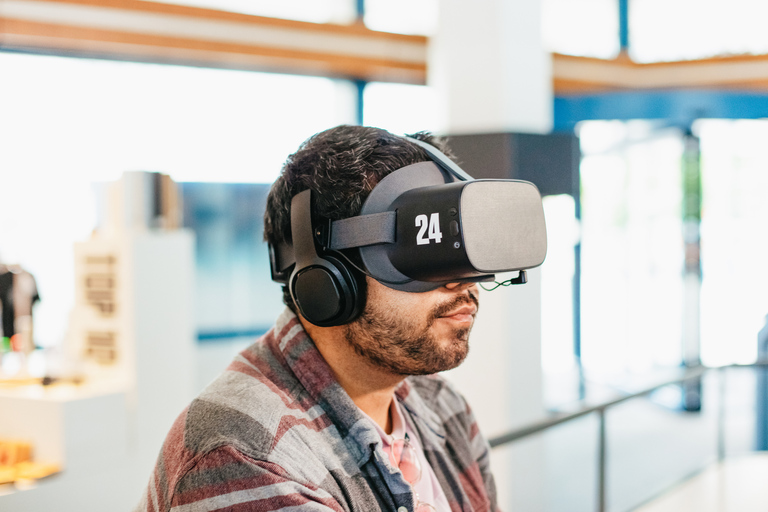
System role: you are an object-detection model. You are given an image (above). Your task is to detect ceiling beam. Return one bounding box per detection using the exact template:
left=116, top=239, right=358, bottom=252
left=0, top=0, right=427, bottom=84
left=554, top=53, right=768, bottom=95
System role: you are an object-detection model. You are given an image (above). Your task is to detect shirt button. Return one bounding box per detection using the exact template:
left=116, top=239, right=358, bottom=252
left=398, top=507, right=408, bottom=512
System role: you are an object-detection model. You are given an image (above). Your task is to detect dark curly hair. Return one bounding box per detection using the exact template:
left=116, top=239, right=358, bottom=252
left=263, top=125, right=454, bottom=312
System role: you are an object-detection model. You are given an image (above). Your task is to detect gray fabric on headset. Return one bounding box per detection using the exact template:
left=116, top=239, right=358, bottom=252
left=329, top=211, right=396, bottom=250
left=272, top=211, right=396, bottom=272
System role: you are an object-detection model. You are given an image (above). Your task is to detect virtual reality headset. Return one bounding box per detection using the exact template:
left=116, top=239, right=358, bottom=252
left=270, top=138, right=547, bottom=316
left=269, top=137, right=547, bottom=326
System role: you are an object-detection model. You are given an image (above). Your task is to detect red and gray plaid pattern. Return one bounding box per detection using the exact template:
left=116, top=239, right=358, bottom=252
left=136, top=309, right=498, bottom=511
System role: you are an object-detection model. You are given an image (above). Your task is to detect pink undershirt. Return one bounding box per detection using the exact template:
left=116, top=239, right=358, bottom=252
left=363, top=399, right=451, bottom=512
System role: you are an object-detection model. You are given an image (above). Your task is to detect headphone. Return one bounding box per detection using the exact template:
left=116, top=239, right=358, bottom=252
left=286, top=137, right=467, bottom=327
left=288, top=189, right=365, bottom=327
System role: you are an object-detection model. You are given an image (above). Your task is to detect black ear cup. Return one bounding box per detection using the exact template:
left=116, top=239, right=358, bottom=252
left=288, top=190, right=365, bottom=327
left=290, top=254, right=364, bottom=327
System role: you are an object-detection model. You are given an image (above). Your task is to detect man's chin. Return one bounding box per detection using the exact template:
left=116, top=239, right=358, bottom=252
left=412, top=333, right=470, bottom=375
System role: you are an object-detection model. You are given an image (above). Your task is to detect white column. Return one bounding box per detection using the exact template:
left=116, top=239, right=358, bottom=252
left=430, top=0, right=553, bottom=134
left=434, top=1, right=551, bottom=509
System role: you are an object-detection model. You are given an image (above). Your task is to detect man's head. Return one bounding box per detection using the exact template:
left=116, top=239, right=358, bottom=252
left=264, top=125, right=453, bottom=313
left=264, top=125, right=479, bottom=375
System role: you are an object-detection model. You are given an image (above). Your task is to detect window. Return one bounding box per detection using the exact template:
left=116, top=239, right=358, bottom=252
left=0, top=52, right=355, bottom=347
left=543, top=0, right=620, bottom=59
left=541, top=195, right=578, bottom=376
left=630, top=0, right=768, bottom=62
left=363, top=82, right=440, bottom=135
left=578, top=121, right=684, bottom=376
left=364, top=0, right=437, bottom=35
left=698, top=119, right=768, bottom=365
left=142, top=0, right=356, bottom=24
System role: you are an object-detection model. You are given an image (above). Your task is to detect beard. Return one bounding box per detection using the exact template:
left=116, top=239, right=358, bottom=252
left=343, top=290, right=479, bottom=376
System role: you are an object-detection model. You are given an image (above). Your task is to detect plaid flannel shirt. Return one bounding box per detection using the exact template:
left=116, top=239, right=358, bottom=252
left=136, top=308, right=498, bottom=511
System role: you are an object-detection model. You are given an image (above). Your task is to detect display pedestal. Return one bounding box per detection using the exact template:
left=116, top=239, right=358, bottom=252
left=0, top=230, right=196, bottom=511
left=119, top=231, right=196, bottom=469
left=0, top=383, right=126, bottom=472
left=0, top=383, right=132, bottom=508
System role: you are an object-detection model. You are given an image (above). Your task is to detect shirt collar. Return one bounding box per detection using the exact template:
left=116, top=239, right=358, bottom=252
left=396, top=377, right=448, bottom=444
left=363, top=397, right=406, bottom=444
left=272, top=308, right=381, bottom=467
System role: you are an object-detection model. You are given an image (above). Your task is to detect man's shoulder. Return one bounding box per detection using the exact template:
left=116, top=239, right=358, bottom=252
left=183, top=330, right=316, bottom=459
left=154, top=328, right=349, bottom=494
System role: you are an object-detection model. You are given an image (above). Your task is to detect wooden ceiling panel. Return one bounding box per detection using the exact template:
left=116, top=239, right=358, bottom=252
left=0, top=0, right=428, bottom=84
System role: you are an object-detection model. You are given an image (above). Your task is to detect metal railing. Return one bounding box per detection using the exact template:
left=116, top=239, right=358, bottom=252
left=487, top=362, right=768, bottom=512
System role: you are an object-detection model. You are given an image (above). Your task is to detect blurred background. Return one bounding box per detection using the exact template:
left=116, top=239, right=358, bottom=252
left=1, top=0, right=768, bottom=510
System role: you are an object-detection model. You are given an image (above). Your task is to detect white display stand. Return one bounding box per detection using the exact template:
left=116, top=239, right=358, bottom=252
left=0, top=230, right=196, bottom=511
left=117, top=231, right=196, bottom=464
left=0, top=383, right=127, bottom=473
left=0, top=383, right=129, bottom=507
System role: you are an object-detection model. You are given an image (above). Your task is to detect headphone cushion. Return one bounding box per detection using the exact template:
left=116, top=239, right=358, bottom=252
left=290, top=255, right=364, bottom=327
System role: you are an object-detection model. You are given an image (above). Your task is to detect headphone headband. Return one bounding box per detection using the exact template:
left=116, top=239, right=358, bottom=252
left=404, top=137, right=473, bottom=181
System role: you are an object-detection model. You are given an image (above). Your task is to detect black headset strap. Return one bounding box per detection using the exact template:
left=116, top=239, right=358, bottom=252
left=290, top=190, right=319, bottom=268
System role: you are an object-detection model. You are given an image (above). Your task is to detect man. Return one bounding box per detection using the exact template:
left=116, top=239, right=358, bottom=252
left=137, top=126, right=499, bottom=511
